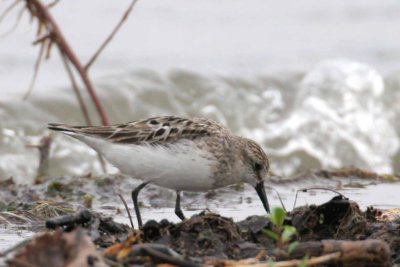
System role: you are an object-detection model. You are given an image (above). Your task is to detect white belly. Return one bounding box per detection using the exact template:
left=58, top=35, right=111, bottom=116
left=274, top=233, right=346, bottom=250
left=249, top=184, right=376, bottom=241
left=70, top=134, right=216, bottom=191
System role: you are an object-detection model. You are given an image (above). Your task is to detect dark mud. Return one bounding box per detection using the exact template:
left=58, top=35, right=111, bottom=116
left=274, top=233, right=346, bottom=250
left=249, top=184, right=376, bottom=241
left=136, top=196, right=395, bottom=265
left=3, top=197, right=397, bottom=266
left=1, top=167, right=400, bottom=266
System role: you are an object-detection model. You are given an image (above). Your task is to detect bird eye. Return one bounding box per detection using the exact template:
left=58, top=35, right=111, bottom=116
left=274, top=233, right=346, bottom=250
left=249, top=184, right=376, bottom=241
left=253, top=162, right=263, bottom=172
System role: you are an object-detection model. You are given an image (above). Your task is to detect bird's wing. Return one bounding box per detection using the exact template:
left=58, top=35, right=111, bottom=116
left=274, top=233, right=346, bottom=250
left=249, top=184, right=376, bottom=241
left=48, top=116, right=228, bottom=145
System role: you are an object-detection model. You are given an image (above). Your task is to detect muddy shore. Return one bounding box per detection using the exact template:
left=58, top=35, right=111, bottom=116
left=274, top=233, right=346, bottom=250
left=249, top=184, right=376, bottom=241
left=1, top=167, right=399, bottom=266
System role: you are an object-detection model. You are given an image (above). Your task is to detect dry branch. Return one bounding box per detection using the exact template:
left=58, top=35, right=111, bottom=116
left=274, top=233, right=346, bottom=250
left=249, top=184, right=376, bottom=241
left=46, top=0, right=60, bottom=9
left=0, top=2, right=26, bottom=38
left=227, top=253, right=341, bottom=267
left=23, top=39, right=46, bottom=100
left=22, top=0, right=139, bottom=126
left=60, top=50, right=92, bottom=125
left=277, top=239, right=391, bottom=266
left=85, top=0, right=138, bottom=71
left=26, top=0, right=109, bottom=125
left=13, top=0, right=140, bottom=174
left=0, top=0, right=20, bottom=24
left=211, top=240, right=391, bottom=267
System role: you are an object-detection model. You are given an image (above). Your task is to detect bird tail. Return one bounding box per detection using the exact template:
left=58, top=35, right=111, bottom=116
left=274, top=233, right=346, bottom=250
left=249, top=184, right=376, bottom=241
left=48, top=123, right=81, bottom=134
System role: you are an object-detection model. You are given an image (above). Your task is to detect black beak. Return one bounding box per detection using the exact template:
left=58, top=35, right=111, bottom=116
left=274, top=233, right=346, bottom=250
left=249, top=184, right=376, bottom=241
left=255, top=181, right=270, bottom=213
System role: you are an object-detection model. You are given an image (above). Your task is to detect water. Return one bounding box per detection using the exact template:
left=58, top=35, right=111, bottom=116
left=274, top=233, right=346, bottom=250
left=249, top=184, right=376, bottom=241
left=1, top=1, right=400, bottom=182
left=0, top=228, right=34, bottom=254
left=1, top=65, right=399, bottom=182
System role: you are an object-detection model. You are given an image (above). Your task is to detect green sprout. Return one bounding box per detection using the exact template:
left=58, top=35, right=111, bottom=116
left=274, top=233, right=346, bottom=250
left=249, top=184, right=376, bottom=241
left=263, top=207, right=299, bottom=254
left=319, top=213, right=325, bottom=224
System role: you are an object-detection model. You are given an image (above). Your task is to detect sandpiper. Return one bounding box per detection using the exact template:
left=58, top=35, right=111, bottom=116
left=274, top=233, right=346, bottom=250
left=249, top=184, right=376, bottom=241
left=48, top=116, right=270, bottom=227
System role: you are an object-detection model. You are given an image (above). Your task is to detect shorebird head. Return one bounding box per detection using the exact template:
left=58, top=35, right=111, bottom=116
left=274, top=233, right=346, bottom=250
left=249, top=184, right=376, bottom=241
left=241, top=138, right=270, bottom=213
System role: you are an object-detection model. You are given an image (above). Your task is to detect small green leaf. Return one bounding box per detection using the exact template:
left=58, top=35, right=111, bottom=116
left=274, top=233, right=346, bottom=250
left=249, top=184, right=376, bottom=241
left=287, top=241, right=299, bottom=255
left=262, top=228, right=279, bottom=241
left=282, top=225, right=297, bottom=243
left=319, top=213, right=325, bottom=224
left=269, top=207, right=286, bottom=227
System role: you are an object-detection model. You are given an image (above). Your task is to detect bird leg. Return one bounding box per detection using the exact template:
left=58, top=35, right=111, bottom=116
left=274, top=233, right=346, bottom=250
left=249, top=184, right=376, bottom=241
left=131, top=182, right=148, bottom=228
left=174, top=190, right=186, bottom=220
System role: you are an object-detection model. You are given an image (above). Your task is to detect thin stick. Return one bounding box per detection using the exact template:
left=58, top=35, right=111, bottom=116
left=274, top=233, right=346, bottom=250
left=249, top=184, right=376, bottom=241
left=28, top=0, right=109, bottom=125
left=84, top=0, right=138, bottom=71
left=269, top=187, right=286, bottom=212
left=293, top=187, right=345, bottom=210
left=274, top=252, right=340, bottom=267
left=0, top=4, right=25, bottom=38
left=232, top=252, right=341, bottom=267
left=0, top=0, right=20, bottom=24
left=47, top=0, right=60, bottom=8
left=32, top=32, right=51, bottom=45
left=60, top=50, right=92, bottom=125
left=23, top=40, right=45, bottom=100
left=142, top=245, right=200, bottom=267
left=118, top=193, right=134, bottom=229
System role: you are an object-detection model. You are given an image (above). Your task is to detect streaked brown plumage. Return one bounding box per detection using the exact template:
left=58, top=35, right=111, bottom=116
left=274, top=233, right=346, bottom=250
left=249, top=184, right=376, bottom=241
left=49, top=116, right=228, bottom=145
left=48, top=116, right=270, bottom=227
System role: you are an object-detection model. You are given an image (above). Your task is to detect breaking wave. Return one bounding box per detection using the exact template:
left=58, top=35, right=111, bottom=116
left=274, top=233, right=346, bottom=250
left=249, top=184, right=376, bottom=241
left=0, top=58, right=399, bottom=182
